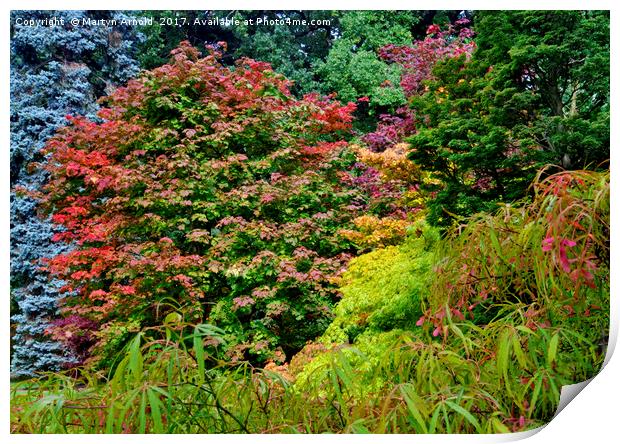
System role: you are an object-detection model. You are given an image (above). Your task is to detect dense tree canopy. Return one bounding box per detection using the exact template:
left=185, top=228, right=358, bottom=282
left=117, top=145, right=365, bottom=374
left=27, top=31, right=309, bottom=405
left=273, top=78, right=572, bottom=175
left=408, top=10, right=609, bottom=226
left=475, top=11, right=609, bottom=168
left=134, top=10, right=470, bottom=126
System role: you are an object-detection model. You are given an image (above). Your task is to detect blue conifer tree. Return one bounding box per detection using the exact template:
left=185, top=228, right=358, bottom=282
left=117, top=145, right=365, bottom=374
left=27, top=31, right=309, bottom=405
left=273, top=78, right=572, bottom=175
left=10, top=10, right=141, bottom=377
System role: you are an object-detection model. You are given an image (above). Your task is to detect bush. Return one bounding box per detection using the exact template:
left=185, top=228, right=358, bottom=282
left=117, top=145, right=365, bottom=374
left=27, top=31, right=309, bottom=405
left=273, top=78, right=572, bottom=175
left=420, top=169, right=610, bottom=337
left=33, top=42, right=384, bottom=367
left=323, top=221, right=438, bottom=343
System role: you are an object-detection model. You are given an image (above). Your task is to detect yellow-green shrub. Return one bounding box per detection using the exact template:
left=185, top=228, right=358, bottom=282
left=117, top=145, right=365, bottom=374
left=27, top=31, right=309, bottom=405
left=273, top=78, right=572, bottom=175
left=323, top=221, right=439, bottom=344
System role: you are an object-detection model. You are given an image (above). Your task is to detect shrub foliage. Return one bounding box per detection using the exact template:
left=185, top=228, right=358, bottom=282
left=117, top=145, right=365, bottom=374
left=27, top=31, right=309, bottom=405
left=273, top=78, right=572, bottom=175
left=34, top=42, right=423, bottom=366
left=11, top=170, right=609, bottom=434
left=10, top=10, right=610, bottom=436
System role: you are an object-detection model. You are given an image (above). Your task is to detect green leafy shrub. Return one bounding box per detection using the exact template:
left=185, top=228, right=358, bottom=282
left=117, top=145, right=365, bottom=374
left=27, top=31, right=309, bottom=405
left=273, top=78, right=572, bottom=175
left=33, top=42, right=410, bottom=367
left=420, top=169, right=610, bottom=337
left=322, top=221, right=439, bottom=344
left=408, top=11, right=609, bottom=226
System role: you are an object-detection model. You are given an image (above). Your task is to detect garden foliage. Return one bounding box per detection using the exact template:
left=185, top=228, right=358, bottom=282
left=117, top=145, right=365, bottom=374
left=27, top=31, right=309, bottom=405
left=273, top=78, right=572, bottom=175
left=408, top=11, right=610, bottom=226
left=34, top=42, right=420, bottom=367
left=323, top=221, right=439, bottom=344
left=293, top=168, right=609, bottom=430
left=362, top=18, right=475, bottom=151
left=10, top=10, right=140, bottom=376
left=11, top=170, right=609, bottom=434
left=315, top=11, right=418, bottom=114
left=9, top=10, right=610, bottom=436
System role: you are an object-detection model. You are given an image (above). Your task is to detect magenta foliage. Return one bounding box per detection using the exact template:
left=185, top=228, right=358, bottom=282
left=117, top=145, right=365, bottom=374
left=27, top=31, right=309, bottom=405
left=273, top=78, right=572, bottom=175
left=379, top=19, right=476, bottom=97
left=363, top=20, right=475, bottom=151
left=49, top=315, right=99, bottom=364
left=362, top=107, right=415, bottom=152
